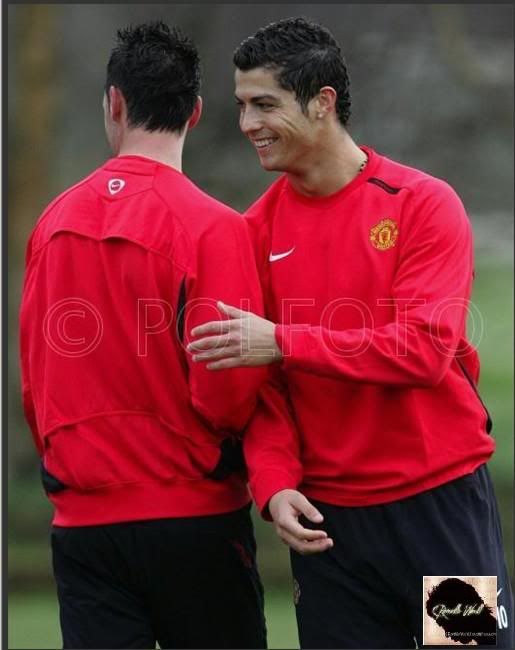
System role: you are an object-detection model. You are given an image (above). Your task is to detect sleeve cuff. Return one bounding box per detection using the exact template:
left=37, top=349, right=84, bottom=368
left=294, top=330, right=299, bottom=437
left=275, top=324, right=312, bottom=371
left=249, top=468, right=300, bottom=521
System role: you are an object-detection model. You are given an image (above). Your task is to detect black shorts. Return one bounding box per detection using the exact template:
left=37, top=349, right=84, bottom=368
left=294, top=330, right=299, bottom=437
left=291, top=464, right=513, bottom=648
left=51, top=504, right=267, bottom=649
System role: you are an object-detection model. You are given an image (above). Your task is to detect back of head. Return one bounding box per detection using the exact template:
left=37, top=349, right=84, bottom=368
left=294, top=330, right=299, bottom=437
left=233, top=17, right=351, bottom=126
left=105, top=21, right=200, bottom=133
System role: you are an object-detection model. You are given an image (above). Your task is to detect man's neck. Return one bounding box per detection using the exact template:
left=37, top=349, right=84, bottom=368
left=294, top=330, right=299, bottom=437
left=117, top=128, right=185, bottom=172
left=287, top=129, right=367, bottom=198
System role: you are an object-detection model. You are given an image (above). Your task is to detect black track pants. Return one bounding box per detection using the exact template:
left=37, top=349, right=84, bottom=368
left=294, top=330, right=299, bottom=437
left=51, top=504, right=267, bottom=649
left=291, top=465, right=513, bottom=649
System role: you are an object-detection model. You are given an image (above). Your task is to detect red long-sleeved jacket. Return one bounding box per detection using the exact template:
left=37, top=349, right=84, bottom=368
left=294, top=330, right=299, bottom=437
left=19, top=155, right=268, bottom=525
left=244, top=146, right=495, bottom=513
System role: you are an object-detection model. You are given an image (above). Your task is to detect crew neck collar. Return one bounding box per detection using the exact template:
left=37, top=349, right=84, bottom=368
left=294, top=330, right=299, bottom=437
left=104, top=154, right=183, bottom=175
left=284, top=146, right=379, bottom=208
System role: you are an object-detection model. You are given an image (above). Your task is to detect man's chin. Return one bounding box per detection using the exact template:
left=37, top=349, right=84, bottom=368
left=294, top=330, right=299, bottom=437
left=258, top=156, right=284, bottom=173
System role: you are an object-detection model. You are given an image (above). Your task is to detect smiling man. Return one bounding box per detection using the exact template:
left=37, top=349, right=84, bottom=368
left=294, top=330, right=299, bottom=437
left=188, top=17, right=514, bottom=649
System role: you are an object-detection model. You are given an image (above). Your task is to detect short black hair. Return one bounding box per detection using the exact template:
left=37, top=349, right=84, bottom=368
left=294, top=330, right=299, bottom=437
left=105, top=21, right=200, bottom=133
left=233, top=17, right=351, bottom=126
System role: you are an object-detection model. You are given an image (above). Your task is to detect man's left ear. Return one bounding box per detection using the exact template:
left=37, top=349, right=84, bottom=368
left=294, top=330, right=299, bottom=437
left=187, top=96, right=203, bottom=130
left=314, top=86, right=337, bottom=119
left=108, top=85, right=126, bottom=122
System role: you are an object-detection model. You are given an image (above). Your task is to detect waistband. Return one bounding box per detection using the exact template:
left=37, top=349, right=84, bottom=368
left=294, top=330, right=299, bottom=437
left=48, top=476, right=251, bottom=526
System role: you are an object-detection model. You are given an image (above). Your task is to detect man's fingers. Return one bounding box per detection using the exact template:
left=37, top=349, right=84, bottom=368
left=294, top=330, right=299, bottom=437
left=188, top=334, right=233, bottom=353
left=192, top=345, right=241, bottom=362
left=279, top=529, right=334, bottom=555
left=190, top=319, right=232, bottom=339
left=217, top=301, right=248, bottom=318
left=276, top=516, right=328, bottom=542
left=290, top=492, right=324, bottom=524
left=206, top=358, right=244, bottom=370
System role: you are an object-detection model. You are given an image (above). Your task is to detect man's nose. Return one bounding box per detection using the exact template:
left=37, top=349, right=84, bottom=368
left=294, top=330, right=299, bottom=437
left=240, top=107, right=261, bottom=134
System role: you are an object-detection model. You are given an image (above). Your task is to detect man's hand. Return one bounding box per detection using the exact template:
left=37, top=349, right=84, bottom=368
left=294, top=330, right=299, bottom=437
left=268, top=489, right=334, bottom=555
left=187, top=301, right=282, bottom=369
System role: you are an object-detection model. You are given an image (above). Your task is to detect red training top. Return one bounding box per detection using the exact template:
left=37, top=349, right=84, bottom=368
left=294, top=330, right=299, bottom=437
left=243, top=146, right=495, bottom=513
left=19, top=155, right=267, bottom=526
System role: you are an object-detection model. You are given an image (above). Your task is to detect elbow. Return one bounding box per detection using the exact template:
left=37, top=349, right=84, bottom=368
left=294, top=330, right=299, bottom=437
left=400, top=325, right=456, bottom=387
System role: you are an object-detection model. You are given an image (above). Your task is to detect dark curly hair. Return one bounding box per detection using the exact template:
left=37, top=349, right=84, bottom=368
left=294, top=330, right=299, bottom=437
left=105, top=21, right=200, bottom=133
left=233, top=17, right=351, bottom=126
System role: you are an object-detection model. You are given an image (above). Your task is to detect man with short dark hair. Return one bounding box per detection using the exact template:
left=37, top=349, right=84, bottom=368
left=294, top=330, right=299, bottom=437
left=19, top=21, right=269, bottom=649
left=188, top=17, right=514, bottom=648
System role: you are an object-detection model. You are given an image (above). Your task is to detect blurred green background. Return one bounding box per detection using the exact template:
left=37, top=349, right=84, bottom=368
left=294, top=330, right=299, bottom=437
left=7, top=4, right=513, bottom=649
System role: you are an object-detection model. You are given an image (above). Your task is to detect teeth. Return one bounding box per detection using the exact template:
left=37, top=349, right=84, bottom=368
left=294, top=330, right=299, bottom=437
left=254, top=138, right=277, bottom=148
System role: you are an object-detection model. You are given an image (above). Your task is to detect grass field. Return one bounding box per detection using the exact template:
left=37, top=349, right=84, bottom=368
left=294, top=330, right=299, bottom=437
left=8, top=589, right=299, bottom=649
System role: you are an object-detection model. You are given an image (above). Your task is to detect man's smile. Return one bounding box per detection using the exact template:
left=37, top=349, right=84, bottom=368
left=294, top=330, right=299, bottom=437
left=252, top=137, right=279, bottom=150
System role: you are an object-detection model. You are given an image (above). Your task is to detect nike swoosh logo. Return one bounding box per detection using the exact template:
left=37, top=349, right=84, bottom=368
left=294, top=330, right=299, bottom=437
left=269, top=247, right=295, bottom=262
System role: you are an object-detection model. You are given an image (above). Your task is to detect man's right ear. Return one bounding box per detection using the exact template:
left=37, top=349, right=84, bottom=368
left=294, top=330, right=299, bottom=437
left=187, top=96, right=203, bottom=130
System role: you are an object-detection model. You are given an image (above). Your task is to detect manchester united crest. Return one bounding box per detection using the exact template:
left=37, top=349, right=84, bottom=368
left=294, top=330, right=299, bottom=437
left=370, top=218, right=399, bottom=250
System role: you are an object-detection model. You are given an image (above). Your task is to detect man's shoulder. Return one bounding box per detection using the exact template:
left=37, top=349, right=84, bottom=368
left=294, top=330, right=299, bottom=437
left=153, top=165, right=242, bottom=230
left=374, top=152, right=460, bottom=202
left=29, top=167, right=99, bottom=247
left=29, top=158, right=171, bottom=254
left=374, top=152, right=469, bottom=236
left=40, top=169, right=97, bottom=215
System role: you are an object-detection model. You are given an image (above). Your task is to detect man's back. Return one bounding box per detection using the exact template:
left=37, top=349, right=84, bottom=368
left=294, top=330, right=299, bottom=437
left=20, top=155, right=266, bottom=526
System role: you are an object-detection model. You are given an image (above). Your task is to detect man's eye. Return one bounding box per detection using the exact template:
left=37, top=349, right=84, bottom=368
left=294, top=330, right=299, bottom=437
left=257, top=103, right=273, bottom=110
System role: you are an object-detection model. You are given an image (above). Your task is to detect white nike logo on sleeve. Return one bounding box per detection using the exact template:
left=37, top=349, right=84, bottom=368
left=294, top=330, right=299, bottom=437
left=269, top=247, right=295, bottom=262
